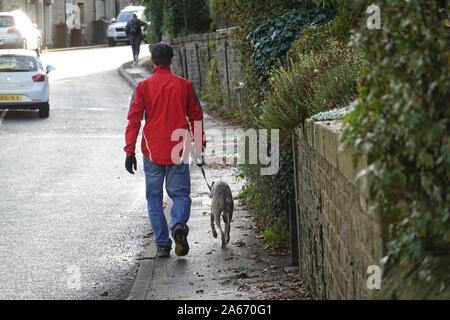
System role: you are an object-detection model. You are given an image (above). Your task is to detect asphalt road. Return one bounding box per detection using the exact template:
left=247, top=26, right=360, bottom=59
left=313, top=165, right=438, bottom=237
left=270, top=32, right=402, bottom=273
left=0, top=45, right=151, bottom=299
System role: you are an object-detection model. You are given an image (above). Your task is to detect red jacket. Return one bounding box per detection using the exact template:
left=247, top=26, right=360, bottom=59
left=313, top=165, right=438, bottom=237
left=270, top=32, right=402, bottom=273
left=124, top=66, right=205, bottom=165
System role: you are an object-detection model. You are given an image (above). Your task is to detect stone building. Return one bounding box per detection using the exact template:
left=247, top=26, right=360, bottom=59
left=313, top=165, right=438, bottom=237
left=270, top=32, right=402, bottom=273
left=0, top=0, right=136, bottom=48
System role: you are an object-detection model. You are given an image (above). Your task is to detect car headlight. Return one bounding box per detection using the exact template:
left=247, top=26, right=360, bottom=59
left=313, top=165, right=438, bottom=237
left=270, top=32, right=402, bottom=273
left=107, top=26, right=113, bottom=32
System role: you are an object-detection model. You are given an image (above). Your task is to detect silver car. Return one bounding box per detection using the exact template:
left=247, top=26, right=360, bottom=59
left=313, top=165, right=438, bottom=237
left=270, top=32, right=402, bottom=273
left=0, top=10, right=42, bottom=55
left=0, top=50, right=55, bottom=118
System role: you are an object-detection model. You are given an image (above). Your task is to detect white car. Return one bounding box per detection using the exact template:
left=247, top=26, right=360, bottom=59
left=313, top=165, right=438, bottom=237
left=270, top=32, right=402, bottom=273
left=0, top=10, right=42, bottom=55
left=107, top=6, right=147, bottom=47
left=0, top=50, right=55, bottom=118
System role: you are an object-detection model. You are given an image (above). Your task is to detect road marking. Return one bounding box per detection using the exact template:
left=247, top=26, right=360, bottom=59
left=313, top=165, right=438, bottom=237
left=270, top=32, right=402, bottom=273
left=0, top=110, right=8, bottom=127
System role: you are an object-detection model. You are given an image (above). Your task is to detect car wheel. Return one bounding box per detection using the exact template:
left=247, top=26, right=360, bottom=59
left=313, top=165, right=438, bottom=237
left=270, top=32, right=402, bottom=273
left=108, top=38, right=116, bottom=47
left=39, top=103, right=49, bottom=118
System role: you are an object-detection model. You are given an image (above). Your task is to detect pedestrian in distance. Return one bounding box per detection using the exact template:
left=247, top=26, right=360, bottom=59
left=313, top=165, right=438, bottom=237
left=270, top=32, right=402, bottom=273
left=124, top=43, right=206, bottom=258
left=125, top=12, right=146, bottom=64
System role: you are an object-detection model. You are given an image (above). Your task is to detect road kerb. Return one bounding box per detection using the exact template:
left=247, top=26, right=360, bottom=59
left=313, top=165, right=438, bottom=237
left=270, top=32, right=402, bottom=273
left=0, top=110, right=8, bottom=127
left=118, top=61, right=138, bottom=88
left=128, top=198, right=173, bottom=300
left=43, top=44, right=109, bottom=53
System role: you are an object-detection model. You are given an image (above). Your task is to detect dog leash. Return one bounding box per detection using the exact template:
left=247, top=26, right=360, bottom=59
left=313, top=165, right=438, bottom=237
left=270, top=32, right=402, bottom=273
left=200, top=166, right=212, bottom=193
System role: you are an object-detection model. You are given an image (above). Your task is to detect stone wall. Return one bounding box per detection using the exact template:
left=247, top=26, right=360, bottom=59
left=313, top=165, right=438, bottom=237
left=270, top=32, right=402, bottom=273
left=293, top=119, right=385, bottom=299
left=170, top=28, right=241, bottom=96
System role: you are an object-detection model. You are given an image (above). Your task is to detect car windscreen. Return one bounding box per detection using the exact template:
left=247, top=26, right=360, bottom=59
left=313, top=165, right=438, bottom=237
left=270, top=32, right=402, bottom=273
left=0, top=55, right=38, bottom=72
left=117, top=10, right=144, bottom=22
left=0, top=16, right=15, bottom=28
left=117, top=11, right=134, bottom=22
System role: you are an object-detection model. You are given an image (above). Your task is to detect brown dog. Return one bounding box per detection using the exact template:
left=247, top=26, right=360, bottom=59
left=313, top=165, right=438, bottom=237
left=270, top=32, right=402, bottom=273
left=210, top=181, right=234, bottom=248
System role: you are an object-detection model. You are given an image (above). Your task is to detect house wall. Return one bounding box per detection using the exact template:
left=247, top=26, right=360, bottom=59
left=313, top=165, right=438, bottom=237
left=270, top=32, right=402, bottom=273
left=0, top=0, right=120, bottom=48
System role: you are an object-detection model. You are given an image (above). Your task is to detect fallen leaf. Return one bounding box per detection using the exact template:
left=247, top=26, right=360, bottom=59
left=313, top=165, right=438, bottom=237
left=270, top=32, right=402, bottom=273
left=256, top=284, right=274, bottom=290
left=238, top=283, right=250, bottom=291
left=284, top=267, right=299, bottom=274
left=233, top=240, right=246, bottom=247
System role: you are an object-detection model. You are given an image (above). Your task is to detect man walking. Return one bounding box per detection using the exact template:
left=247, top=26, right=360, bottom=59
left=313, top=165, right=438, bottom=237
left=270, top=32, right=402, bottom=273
left=125, top=12, right=146, bottom=64
left=124, top=43, right=205, bottom=258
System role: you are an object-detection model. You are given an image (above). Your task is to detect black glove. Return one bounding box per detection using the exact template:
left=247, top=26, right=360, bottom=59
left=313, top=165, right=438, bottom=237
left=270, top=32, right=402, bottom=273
left=125, top=154, right=137, bottom=174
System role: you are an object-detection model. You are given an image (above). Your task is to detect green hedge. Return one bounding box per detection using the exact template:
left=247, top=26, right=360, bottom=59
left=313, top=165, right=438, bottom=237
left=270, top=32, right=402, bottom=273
left=141, top=0, right=211, bottom=43
left=344, top=0, right=450, bottom=287
left=259, top=24, right=361, bottom=136
left=211, top=1, right=362, bottom=243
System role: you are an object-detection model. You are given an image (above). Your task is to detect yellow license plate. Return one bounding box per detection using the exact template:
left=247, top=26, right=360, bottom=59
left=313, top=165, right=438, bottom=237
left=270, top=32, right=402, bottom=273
left=0, top=95, right=22, bottom=101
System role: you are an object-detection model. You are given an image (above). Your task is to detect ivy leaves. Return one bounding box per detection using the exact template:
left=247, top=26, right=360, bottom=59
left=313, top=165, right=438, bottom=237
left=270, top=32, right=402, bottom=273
left=246, top=8, right=335, bottom=84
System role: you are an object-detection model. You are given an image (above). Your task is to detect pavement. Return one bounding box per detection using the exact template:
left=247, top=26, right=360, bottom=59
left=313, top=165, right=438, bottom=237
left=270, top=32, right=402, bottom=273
left=0, top=44, right=152, bottom=299
left=121, top=60, right=311, bottom=301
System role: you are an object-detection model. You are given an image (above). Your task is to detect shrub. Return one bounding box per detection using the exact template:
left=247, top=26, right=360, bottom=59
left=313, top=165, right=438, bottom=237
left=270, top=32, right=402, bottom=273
left=141, top=0, right=211, bottom=42
left=344, top=0, right=450, bottom=288
left=258, top=26, right=361, bottom=136
left=204, top=56, right=240, bottom=122
left=144, top=0, right=164, bottom=44
left=213, top=1, right=363, bottom=249
left=239, top=142, right=295, bottom=234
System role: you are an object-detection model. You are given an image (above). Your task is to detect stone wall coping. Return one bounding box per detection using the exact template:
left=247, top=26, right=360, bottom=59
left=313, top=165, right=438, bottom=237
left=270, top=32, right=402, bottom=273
left=171, top=27, right=237, bottom=45
left=303, top=119, right=369, bottom=198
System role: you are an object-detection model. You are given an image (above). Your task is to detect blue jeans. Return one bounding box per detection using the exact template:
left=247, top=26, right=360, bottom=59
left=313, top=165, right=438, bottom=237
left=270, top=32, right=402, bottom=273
left=143, top=157, right=191, bottom=248
left=130, top=36, right=141, bottom=58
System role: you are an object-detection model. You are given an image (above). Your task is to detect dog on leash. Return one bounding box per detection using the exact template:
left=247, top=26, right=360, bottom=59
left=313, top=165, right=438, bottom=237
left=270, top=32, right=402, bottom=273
left=210, top=181, right=234, bottom=248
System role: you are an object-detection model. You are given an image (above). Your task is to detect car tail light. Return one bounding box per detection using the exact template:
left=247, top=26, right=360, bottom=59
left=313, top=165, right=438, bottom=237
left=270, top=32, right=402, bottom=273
left=7, top=27, right=19, bottom=34
left=32, top=74, right=46, bottom=82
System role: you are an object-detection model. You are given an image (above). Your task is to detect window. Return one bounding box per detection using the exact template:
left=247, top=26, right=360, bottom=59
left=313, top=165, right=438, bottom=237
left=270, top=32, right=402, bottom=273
left=102, top=0, right=107, bottom=19
left=117, top=11, right=133, bottom=22
left=0, top=15, right=15, bottom=28
left=0, top=55, right=38, bottom=72
left=117, top=10, right=145, bottom=22
left=77, top=2, right=85, bottom=25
